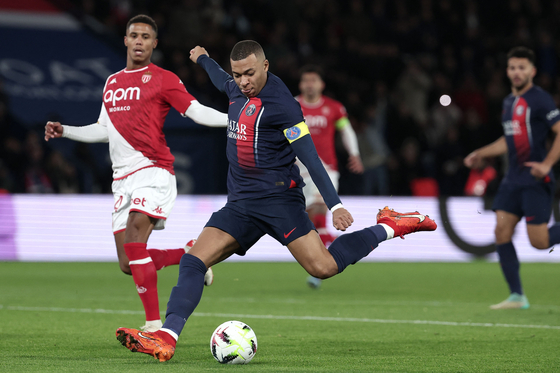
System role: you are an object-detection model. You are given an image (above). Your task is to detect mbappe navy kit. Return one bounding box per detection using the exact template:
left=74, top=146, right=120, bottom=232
left=223, top=72, right=306, bottom=200
left=197, top=55, right=341, bottom=253
left=493, top=85, right=560, bottom=223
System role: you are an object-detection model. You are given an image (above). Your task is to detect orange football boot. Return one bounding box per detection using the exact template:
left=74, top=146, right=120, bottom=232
left=376, top=206, right=437, bottom=239
left=116, top=327, right=175, bottom=362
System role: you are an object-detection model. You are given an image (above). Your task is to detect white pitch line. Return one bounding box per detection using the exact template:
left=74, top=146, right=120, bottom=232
left=1, top=305, right=559, bottom=330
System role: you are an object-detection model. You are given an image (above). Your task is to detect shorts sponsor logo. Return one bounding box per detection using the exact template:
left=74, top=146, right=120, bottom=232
left=132, top=197, right=147, bottom=207
left=114, top=195, right=123, bottom=212
left=286, top=126, right=301, bottom=140
left=245, top=104, right=256, bottom=116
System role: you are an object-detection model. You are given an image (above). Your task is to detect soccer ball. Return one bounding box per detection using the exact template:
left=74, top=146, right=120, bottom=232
left=210, top=320, right=257, bottom=364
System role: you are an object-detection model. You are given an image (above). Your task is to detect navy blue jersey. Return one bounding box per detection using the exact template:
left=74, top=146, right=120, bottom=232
left=501, top=85, right=560, bottom=185
left=223, top=72, right=305, bottom=200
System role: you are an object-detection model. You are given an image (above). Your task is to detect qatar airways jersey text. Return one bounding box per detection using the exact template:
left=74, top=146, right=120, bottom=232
left=99, top=63, right=195, bottom=179
left=295, top=95, right=347, bottom=170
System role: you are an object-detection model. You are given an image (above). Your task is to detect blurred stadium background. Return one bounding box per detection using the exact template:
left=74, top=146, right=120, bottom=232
left=1, top=0, right=560, bottom=262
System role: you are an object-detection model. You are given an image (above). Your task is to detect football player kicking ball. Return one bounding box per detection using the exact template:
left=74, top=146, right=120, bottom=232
left=296, top=65, right=364, bottom=289
left=44, top=15, right=222, bottom=332
left=115, top=40, right=437, bottom=362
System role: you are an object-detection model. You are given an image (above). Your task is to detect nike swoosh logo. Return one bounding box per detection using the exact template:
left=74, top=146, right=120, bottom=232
left=284, top=227, right=297, bottom=239
left=138, top=332, right=156, bottom=340
left=399, top=214, right=426, bottom=222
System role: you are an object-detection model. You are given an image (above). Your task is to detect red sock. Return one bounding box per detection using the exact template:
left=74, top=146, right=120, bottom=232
left=314, top=213, right=334, bottom=246
left=148, top=248, right=185, bottom=270
left=155, top=330, right=177, bottom=348
left=124, top=242, right=160, bottom=322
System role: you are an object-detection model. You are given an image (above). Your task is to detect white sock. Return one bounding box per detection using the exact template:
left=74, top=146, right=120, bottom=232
left=379, top=223, right=395, bottom=240
left=160, top=327, right=179, bottom=341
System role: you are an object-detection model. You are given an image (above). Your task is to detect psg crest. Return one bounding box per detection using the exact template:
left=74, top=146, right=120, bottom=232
left=245, top=104, right=256, bottom=116
left=142, top=72, right=152, bottom=84
left=286, top=126, right=301, bottom=140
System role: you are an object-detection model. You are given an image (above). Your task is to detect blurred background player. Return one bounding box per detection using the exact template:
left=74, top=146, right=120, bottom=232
left=464, top=46, right=560, bottom=310
left=296, top=65, right=364, bottom=288
left=44, top=15, right=224, bottom=331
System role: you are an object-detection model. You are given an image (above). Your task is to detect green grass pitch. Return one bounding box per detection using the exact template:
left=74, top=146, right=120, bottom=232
left=1, top=260, right=559, bottom=372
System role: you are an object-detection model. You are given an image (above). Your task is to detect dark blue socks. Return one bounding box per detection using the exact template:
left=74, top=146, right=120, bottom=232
left=496, top=242, right=522, bottom=295
left=328, top=225, right=387, bottom=273
left=162, top=254, right=207, bottom=336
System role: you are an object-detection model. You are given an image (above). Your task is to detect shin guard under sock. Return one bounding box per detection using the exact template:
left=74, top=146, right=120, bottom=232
left=163, top=254, right=207, bottom=336
left=328, top=225, right=386, bottom=273
left=124, top=242, right=160, bottom=321
left=148, top=248, right=185, bottom=270
left=496, top=242, right=522, bottom=294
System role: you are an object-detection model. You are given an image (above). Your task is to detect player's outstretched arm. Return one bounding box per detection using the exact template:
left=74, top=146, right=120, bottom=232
left=184, top=101, right=228, bottom=128
left=464, top=136, right=507, bottom=169
left=45, top=121, right=109, bottom=143
left=190, top=46, right=231, bottom=93
left=338, top=122, right=364, bottom=173
left=287, top=125, right=353, bottom=231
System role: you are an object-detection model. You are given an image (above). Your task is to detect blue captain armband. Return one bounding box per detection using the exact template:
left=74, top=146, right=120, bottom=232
left=288, top=129, right=342, bottom=209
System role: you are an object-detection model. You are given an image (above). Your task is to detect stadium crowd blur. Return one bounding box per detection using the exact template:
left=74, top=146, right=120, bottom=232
left=2, top=0, right=560, bottom=197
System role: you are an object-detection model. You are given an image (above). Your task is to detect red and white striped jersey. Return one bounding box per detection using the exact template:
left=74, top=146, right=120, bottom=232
left=99, top=63, right=195, bottom=179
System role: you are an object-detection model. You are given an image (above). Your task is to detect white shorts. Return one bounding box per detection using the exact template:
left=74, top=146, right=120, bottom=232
left=295, top=159, right=339, bottom=208
left=111, top=167, right=177, bottom=233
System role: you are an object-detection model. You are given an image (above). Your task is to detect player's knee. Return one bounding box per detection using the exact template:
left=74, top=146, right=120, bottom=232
left=528, top=236, right=549, bottom=250
left=119, top=261, right=132, bottom=275
left=494, top=227, right=513, bottom=244
left=306, top=261, right=337, bottom=279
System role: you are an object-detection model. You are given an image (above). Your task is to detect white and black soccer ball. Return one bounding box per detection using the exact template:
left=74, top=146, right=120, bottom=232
left=210, top=320, right=257, bottom=364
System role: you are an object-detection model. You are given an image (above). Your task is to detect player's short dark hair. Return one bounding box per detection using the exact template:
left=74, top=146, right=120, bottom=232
left=299, top=65, right=324, bottom=80
left=230, top=40, right=265, bottom=61
left=507, top=46, right=535, bottom=65
left=126, top=14, right=158, bottom=36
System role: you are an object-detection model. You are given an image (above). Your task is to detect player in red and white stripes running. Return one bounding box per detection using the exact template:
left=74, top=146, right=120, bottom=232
left=45, top=15, right=224, bottom=332
left=295, top=65, right=364, bottom=288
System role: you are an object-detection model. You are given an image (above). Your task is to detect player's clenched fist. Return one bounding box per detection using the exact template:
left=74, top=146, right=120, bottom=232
left=189, top=46, right=209, bottom=64
left=45, top=121, right=63, bottom=141
left=332, top=208, right=353, bottom=231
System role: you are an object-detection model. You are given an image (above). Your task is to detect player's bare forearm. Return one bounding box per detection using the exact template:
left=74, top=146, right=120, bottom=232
left=347, top=155, right=364, bottom=174
left=332, top=208, right=353, bottom=231
left=464, top=136, right=507, bottom=168
left=525, top=121, right=560, bottom=178
left=189, top=46, right=209, bottom=64
left=44, top=121, right=63, bottom=141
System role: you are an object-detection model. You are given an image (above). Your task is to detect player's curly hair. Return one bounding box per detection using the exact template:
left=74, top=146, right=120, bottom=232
left=126, top=14, right=158, bottom=36
left=230, top=40, right=265, bottom=61
left=507, top=46, right=535, bottom=64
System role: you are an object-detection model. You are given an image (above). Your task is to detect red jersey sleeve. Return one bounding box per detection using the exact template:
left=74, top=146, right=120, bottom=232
left=160, top=70, right=196, bottom=115
left=334, top=101, right=348, bottom=121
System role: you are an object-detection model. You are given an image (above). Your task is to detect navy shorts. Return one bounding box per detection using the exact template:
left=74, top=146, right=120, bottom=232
left=205, top=188, right=316, bottom=255
left=492, top=181, right=553, bottom=224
